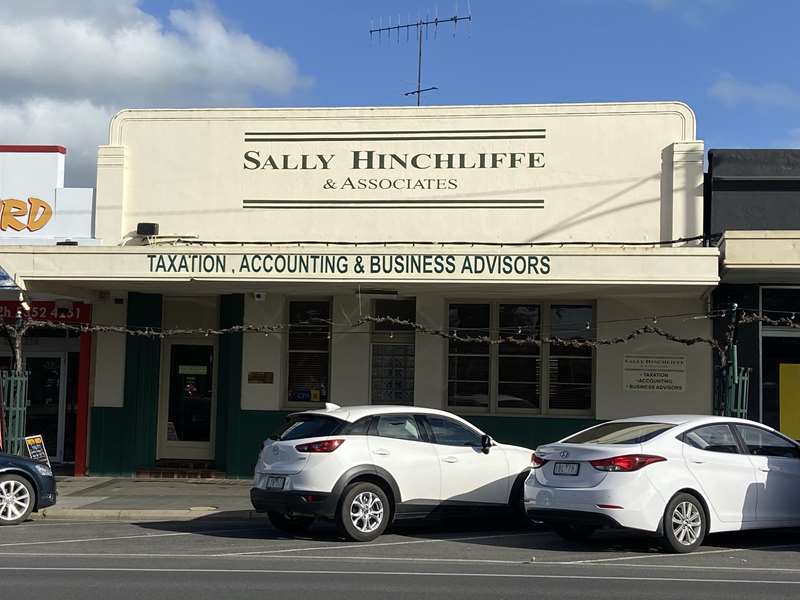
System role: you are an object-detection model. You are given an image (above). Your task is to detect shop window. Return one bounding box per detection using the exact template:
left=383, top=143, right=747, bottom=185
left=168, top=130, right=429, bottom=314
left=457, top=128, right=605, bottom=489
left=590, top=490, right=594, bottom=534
left=448, top=304, right=490, bottom=409
left=371, top=299, right=415, bottom=405
left=548, top=305, right=593, bottom=411
left=498, top=304, right=540, bottom=410
left=287, top=300, right=330, bottom=403
left=447, top=302, right=594, bottom=415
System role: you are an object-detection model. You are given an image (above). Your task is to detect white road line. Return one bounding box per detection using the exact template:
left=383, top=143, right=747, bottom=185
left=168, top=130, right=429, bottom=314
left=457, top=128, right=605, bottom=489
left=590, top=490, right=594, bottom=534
left=0, top=526, right=271, bottom=548
left=218, top=531, right=546, bottom=557
left=563, top=542, right=800, bottom=564
left=0, top=566, right=797, bottom=585
left=1, top=552, right=800, bottom=575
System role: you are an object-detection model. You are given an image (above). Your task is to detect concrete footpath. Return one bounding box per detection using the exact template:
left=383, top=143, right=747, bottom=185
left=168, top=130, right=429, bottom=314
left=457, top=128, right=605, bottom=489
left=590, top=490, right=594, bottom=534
left=33, top=476, right=261, bottom=522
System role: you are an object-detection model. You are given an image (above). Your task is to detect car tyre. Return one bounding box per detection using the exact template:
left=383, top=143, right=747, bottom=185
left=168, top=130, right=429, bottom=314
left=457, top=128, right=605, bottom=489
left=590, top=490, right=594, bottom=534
left=552, top=523, right=596, bottom=541
left=0, top=474, right=35, bottom=526
left=336, top=482, right=390, bottom=542
left=267, top=512, right=315, bottom=535
left=662, top=493, right=706, bottom=554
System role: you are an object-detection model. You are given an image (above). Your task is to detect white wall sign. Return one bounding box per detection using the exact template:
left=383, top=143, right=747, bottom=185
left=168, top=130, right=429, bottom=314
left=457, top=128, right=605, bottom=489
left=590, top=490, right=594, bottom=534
left=623, top=355, right=686, bottom=393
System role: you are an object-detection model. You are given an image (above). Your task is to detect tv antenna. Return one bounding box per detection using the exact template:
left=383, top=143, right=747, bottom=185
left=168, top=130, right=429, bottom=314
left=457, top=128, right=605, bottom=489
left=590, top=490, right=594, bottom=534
left=370, top=5, right=472, bottom=106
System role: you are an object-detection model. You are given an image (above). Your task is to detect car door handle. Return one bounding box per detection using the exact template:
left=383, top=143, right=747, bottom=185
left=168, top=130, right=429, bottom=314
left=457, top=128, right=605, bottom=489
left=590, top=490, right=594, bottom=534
left=690, top=460, right=705, bottom=464
left=759, top=467, right=771, bottom=473
left=442, top=456, right=458, bottom=463
left=372, top=449, right=390, bottom=456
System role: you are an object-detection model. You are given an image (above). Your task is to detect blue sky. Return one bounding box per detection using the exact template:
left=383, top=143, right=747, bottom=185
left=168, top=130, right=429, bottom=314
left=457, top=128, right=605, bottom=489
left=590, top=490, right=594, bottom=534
left=3, top=1, right=798, bottom=185
left=140, top=0, right=800, bottom=151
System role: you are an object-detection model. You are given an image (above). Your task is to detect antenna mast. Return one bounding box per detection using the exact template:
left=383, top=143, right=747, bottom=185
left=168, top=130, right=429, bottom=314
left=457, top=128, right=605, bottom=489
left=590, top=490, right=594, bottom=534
left=370, top=6, right=472, bottom=106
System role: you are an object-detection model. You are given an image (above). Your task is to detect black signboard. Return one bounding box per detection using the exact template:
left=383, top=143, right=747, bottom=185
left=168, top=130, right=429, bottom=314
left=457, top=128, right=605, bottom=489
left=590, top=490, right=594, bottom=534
left=24, top=435, right=50, bottom=467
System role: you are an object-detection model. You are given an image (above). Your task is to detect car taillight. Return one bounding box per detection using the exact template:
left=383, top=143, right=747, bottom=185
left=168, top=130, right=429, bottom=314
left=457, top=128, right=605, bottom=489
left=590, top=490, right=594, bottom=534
left=295, top=439, right=345, bottom=453
left=590, top=454, right=665, bottom=472
left=532, top=452, right=548, bottom=468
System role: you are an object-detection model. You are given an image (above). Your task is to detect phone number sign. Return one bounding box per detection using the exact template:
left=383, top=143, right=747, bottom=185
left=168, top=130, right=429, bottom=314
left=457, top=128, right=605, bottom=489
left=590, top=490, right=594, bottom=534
left=0, top=301, right=91, bottom=325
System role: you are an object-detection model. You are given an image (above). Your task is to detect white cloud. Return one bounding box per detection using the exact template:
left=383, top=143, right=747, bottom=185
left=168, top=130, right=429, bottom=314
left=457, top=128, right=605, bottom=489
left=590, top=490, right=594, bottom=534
left=630, top=0, right=735, bottom=23
left=709, top=73, right=800, bottom=109
left=0, top=1, right=309, bottom=186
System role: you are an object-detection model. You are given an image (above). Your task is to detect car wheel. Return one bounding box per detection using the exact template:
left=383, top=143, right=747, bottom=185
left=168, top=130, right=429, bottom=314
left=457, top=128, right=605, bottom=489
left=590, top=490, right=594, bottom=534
left=552, top=523, right=596, bottom=541
left=336, top=482, right=390, bottom=542
left=0, top=475, right=34, bottom=526
left=662, top=493, right=706, bottom=553
left=267, top=512, right=315, bottom=535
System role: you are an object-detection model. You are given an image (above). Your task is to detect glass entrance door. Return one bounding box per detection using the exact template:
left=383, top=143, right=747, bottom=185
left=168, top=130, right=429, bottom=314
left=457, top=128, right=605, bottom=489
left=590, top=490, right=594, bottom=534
left=2, top=354, right=73, bottom=463
left=158, top=342, right=216, bottom=460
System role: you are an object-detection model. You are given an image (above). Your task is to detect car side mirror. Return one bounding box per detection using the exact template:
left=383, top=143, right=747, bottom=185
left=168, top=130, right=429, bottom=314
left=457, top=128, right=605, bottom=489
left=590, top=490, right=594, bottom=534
left=481, top=435, right=492, bottom=454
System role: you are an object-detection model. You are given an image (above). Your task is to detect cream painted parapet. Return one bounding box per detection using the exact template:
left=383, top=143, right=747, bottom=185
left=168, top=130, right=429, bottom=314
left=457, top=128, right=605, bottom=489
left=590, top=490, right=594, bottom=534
left=95, top=145, right=126, bottom=244
left=671, top=141, right=705, bottom=242
left=94, top=102, right=700, bottom=245
left=660, top=141, right=705, bottom=243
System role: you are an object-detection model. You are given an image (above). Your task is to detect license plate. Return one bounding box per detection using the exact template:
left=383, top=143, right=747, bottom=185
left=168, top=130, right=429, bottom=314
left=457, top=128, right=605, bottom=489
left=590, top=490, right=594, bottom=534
left=266, top=476, right=285, bottom=490
left=553, top=462, right=580, bottom=476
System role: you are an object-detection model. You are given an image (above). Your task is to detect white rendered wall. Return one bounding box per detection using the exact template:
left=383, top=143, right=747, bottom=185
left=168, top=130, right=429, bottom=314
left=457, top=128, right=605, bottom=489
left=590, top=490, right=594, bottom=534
left=91, top=295, right=127, bottom=408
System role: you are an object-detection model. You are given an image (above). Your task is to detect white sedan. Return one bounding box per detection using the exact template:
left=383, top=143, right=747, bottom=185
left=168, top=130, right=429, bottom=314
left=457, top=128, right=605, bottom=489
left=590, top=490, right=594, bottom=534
left=524, top=415, right=800, bottom=553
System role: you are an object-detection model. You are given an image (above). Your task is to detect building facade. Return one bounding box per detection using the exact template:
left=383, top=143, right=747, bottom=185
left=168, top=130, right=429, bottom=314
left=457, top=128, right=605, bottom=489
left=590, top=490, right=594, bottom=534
left=0, top=103, right=718, bottom=476
left=0, top=145, right=95, bottom=470
left=708, top=150, right=800, bottom=439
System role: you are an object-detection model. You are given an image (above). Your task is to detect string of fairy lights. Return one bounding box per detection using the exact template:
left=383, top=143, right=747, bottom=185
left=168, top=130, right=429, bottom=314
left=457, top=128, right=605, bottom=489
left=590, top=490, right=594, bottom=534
left=1, top=307, right=799, bottom=368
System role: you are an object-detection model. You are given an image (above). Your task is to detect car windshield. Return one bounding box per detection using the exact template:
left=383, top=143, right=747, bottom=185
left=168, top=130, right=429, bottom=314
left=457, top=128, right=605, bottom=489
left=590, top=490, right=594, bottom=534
left=563, top=422, right=675, bottom=444
left=271, top=415, right=345, bottom=441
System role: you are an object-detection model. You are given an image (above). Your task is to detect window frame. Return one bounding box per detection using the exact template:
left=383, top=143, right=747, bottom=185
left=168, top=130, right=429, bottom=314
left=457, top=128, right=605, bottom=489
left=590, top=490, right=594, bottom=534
left=368, top=412, right=430, bottom=443
left=423, top=414, right=485, bottom=448
left=445, top=299, right=596, bottom=417
left=369, top=297, right=416, bottom=406
left=284, top=297, right=333, bottom=408
left=732, top=423, right=800, bottom=459
left=679, top=423, right=745, bottom=455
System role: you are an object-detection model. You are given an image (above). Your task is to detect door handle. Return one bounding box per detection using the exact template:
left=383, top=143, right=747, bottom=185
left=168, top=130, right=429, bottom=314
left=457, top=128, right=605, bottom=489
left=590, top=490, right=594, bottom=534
left=442, top=456, right=458, bottom=463
left=759, top=467, right=771, bottom=473
left=691, top=460, right=705, bottom=464
left=373, top=449, right=390, bottom=456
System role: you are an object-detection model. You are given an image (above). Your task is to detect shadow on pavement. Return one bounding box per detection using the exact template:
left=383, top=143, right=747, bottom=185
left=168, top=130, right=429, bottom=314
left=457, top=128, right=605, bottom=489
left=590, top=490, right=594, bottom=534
left=134, top=511, right=800, bottom=556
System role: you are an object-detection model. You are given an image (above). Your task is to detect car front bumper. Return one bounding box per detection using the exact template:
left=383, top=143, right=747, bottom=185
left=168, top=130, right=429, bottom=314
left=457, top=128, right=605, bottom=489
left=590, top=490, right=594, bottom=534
left=35, top=475, right=57, bottom=510
left=250, top=488, right=336, bottom=519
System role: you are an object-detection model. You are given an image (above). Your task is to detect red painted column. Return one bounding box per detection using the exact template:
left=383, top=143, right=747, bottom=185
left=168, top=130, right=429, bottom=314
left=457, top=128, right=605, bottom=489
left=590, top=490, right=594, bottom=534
left=74, top=331, right=92, bottom=476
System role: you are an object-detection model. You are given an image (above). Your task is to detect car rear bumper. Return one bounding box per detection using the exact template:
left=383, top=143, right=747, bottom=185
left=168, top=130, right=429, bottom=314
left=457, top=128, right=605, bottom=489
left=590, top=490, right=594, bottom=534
left=524, top=472, right=664, bottom=532
left=527, top=508, right=623, bottom=529
left=250, top=488, right=336, bottom=519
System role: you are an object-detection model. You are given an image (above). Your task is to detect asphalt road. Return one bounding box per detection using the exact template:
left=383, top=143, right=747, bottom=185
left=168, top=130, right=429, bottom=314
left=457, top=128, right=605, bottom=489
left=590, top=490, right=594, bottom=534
left=2, top=517, right=800, bottom=599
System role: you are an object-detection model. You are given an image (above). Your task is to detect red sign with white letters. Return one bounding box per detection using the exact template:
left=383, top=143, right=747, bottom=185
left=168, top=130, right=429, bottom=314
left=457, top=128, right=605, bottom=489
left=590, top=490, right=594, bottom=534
left=0, top=301, right=91, bottom=325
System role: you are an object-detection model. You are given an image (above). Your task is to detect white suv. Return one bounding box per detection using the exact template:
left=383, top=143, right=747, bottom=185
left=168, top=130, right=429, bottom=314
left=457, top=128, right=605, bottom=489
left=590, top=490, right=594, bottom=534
left=251, top=404, right=533, bottom=541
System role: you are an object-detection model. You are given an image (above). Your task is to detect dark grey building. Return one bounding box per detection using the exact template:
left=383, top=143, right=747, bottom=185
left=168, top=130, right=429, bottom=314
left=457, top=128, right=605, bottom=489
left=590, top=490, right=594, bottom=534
left=707, top=150, right=800, bottom=437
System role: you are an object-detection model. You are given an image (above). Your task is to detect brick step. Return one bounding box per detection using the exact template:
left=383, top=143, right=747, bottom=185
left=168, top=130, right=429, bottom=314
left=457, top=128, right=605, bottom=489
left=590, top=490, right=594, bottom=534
left=135, top=460, right=227, bottom=479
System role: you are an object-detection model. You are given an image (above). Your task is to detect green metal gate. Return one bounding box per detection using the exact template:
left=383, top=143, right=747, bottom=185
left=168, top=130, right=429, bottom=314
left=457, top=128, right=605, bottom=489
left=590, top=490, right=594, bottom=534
left=715, top=345, right=751, bottom=419
left=1, top=371, right=29, bottom=456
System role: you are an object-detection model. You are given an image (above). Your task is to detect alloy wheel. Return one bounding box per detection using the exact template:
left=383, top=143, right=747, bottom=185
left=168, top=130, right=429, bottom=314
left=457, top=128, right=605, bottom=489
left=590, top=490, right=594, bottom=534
left=671, top=501, right=702, bottom=546
left=349, top=491, right=384, bottom=534
left=0, top=480, right=31, bottom=522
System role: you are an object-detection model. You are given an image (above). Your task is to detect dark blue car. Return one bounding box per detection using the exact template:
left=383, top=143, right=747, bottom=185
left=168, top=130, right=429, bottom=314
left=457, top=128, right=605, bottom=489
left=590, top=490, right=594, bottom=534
left=0, top=452, right=57, bottom=525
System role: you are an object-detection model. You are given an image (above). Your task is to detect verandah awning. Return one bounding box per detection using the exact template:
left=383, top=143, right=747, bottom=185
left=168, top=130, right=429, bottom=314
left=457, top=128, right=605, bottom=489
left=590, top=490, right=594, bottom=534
left=0, top=244, right=719, bottom=299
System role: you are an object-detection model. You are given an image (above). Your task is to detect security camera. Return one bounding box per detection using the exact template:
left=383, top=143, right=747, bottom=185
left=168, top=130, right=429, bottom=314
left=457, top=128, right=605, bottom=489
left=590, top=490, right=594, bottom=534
left=253, top=292, right=266, bottom=302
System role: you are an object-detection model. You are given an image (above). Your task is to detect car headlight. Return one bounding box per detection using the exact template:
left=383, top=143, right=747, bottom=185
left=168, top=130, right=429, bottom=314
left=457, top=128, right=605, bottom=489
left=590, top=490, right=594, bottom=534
left=33, top=464, right=52, bottom=477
